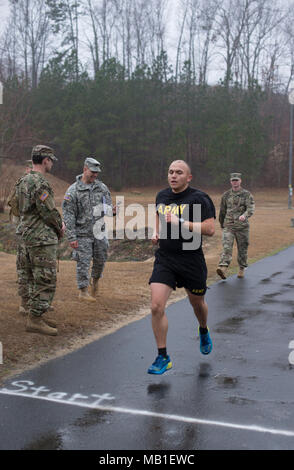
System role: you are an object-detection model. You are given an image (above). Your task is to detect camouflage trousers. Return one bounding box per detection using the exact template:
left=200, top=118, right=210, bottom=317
left=72, top=238, right=108, bottom=289
left=219, top=227, right=249, bottom=268
left=16, top=242, right=57, bottom=317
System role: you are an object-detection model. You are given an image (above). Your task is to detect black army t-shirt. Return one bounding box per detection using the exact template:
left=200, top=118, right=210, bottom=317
left=155, top=186, right=216, bottom=255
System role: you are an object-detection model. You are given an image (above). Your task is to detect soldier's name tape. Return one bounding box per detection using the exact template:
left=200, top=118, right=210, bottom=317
left=1, top=380, right=294, bottom=438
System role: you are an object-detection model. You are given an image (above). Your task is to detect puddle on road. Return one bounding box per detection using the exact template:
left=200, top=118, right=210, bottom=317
left=259, top=272, right=283, bottom=284
left=147, top=383, right=171, bottom=398
left=227, top=396, right=256, bottom=405
left=74, top=408, right=112, bottom=427
left=23, top=431, right=63, bottom=450
left=261, top=292, right=280, bottom=300
left=198, top=363, right=212, bottom=379
left=214, top=375, right=239, bottom=388
left=215, top=316, right=245, bottom=334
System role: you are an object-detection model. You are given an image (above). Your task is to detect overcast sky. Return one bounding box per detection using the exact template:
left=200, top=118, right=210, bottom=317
left=0, top=0, right=9, bottom=24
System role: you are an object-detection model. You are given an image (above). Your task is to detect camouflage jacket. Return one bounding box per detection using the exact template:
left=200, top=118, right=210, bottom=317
left=7, top=175, right=25, bottom=221
left=219, top=188, right=255, bottom=229
left=15, top=171, right=63, bottom=246
left=62, top=175, right=112, bottom=242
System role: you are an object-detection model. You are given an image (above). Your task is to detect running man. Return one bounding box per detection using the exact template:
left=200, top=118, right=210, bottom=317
left=148, top=160, right=216, bottom=374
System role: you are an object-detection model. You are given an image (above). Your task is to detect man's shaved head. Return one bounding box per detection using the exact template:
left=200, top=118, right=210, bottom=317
left=168, top=160, right=192, bottom=193
left=169, top=160, right=192, bottom=174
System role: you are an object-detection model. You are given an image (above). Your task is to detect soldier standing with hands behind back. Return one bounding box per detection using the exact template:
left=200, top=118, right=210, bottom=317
left=216, top=173, right=255, bottom=280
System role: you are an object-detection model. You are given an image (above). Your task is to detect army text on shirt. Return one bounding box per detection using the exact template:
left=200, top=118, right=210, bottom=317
left=155, top=186, right=216, bottom=255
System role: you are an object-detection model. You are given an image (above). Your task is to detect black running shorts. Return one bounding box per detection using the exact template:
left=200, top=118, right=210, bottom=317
left=149, top=249, right=207, bottom=295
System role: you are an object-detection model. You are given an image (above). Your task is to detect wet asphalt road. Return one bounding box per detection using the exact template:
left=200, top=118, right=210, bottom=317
left=1, top=246, right=294, bottom=451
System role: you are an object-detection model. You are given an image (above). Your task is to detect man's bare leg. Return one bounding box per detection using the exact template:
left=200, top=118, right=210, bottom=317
left=150, top=283, right=173, bottom=349
left=185, top=290, right=208, bottom=327
left=185, top=289, right=212, bottom=355
left=148, top=283, right=174, bottom=374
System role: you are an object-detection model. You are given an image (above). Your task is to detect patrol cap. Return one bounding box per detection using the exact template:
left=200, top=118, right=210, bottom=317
left=84, top=157, right=101, bottom=172
left=31, top=145, right=57, bottom=161
left=230, top=172, right=242, bottom=180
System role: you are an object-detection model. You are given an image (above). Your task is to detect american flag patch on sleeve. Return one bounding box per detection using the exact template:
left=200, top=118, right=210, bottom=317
left=40, top=191, right=49, bottom=201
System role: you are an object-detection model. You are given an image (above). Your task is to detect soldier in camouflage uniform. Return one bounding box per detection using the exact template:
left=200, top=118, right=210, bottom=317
left=14, top=145, right=64, bottom=335
left=62, top=157, right=116, bottom=301
left=216, top=173, right=255, bottom=279
left=7, top=160, right=33, bottom=315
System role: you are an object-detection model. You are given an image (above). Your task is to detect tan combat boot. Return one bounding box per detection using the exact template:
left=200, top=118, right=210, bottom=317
left=216, top=266, right=228, bottom=280
left=90, top=278, right=99, bottom=298
left=26, top=313, right=58, bottom=336
left=237, top=267, right=245, bottom=278
left=78, top=287, right=96, bottom=302
left=19, top=303, right=57, bottom=328
left=19, top=299, right=28, bottom=316
left=43, top=315, right=57, bottom=328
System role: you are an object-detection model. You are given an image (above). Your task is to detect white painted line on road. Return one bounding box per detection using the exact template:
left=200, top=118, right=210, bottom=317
left=1, top=388, right=294, bottom=438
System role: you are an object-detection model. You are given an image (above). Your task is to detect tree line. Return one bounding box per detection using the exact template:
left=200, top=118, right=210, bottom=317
left=0, top=0, right=294, bottom=189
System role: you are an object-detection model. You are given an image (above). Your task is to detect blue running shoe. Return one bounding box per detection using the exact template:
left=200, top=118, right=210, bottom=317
left=199, top=328, right=213, bottom=355
left=148, top=355, right=172, bottom=375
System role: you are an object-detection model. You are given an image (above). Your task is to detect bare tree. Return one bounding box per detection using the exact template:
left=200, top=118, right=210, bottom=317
left=185, top=0, right=200, bottom=80
left=146, top=0, right=169, bottom=63
left=281, top=3, right=294, bottom=94
left=214, top=0, right=250, bottom=85
left=84, top=0, right=121, bottom=72
left=237, top=0, right=288, bottom=88
left=0, top=80, right=36, bottom=178
left=96, top=0, right=118, bottom=64
left=197, top=0, right=220, bottom=85
left=114, top=0, right=133, bottom=75
left=7, top=0, right=52, bottom=88
left=46, top=0, right=83, bottom=81
left=175, top=0, right=220, bottom=84
left=64, top=0, right=81, bottom=80
left=0, top=15, right=18, bottom=81
left=175, top=1, right=188, bottom=81
left=132, top=0, right=150, bottom=67
left=85, top=0, right=101, bottom=75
